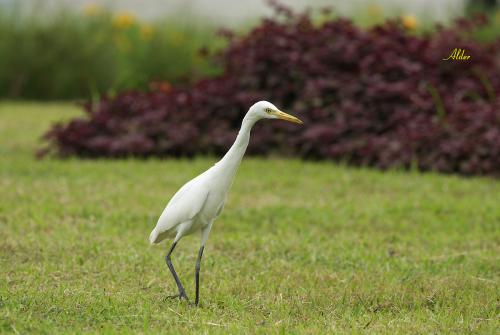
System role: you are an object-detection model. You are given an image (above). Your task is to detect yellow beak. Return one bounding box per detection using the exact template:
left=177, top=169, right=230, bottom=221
left=270, top=110, right=303, bottom=124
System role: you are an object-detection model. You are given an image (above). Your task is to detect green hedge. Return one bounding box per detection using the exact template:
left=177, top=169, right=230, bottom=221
left=0, top=6, right=222, bottom=100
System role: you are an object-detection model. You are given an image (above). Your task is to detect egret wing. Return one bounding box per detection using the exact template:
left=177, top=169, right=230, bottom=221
left=151, top=175, right=210, bottom=241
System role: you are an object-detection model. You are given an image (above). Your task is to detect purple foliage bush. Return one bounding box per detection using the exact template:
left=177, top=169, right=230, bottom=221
left=41, top=5, right=500, bottom=176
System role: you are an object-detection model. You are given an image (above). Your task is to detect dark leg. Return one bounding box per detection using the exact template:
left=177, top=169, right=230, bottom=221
left=165, top=241, right=188, bottom=300
left=195, top=245, right=205, bottom=306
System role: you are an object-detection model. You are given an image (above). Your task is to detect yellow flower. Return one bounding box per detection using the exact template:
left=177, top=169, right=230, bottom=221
left=113, top=12, right=136, bottom=29
left=401, top=14, right=418, bottom=30
left=83, top=3, right=102, bottom=17
left=140, top=24, right=154, bottom=40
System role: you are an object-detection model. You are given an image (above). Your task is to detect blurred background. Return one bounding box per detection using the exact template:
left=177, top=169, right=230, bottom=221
left=0, top=0, right=499, bottom=176
left=0, top=0, right=471, bottom=25
left=1, top=0, right=498, bottom=100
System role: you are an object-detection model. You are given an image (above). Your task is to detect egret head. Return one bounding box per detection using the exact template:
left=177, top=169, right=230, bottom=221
left=248, top=101, right=303, bottom=124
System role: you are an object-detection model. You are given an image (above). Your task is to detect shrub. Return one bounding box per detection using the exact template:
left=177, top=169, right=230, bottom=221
left=41, top=5, right=500, bottom=177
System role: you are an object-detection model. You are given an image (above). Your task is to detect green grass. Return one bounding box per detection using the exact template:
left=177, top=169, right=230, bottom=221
left=0, top=102, right=499, bottom=334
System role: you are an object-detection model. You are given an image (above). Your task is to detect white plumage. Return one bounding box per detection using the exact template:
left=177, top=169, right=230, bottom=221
left=149, top=101, right=302, bottom=305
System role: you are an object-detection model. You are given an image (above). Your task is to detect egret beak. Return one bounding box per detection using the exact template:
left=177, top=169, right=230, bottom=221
left=271, top=110, right=303, bottom=124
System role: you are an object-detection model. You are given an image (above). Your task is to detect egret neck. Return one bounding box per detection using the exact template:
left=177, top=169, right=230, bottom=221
left=216, top=114, right=257, bottom=181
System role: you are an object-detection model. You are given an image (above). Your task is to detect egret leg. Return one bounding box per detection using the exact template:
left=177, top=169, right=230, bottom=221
left=165, top=241, right=188, bottom=301
left=195, top=245, right=204, bottom=306
left=194, top=223, right=212, bottom=306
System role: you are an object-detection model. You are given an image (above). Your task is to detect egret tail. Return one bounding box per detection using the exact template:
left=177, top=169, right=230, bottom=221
left=149, top=229, right=159, bottom=245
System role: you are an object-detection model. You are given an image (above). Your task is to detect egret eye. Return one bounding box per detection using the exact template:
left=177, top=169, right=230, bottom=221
left=265, top=108, right=272, bottom=113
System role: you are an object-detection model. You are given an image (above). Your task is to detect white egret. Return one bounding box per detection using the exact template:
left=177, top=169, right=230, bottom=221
left=149, top=101, right=303, bottom=306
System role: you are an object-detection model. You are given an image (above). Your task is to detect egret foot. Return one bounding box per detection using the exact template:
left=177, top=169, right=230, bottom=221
left=165, top=292, right=189, bottom=301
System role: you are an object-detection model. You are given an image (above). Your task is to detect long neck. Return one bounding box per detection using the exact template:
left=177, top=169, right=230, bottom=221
left=216, top=115, right=256, bottom=175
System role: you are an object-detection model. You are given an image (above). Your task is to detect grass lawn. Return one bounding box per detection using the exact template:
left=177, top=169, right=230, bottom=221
left=0, top=102, right=499, bottom=334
